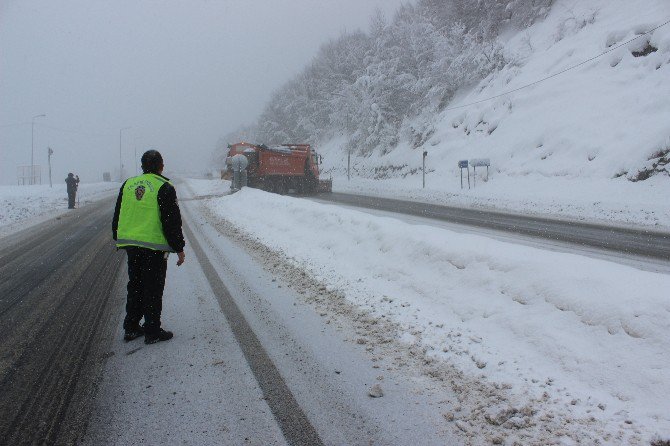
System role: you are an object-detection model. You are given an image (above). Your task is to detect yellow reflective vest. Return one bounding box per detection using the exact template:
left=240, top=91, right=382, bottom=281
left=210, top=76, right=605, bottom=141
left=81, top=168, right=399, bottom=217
left=116, top=173, right=175, bottom=252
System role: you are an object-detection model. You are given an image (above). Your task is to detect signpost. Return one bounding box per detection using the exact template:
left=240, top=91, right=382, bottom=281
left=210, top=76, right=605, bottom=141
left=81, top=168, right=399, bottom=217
left=48, top=147, right=53, bottom=188
left=422, top=151, right=428, bottom=188
left=17, top=165, right=41, bottom=185
left=470, top=158, right=491, bottom=187
left=458, top=160, right=469, bottom=189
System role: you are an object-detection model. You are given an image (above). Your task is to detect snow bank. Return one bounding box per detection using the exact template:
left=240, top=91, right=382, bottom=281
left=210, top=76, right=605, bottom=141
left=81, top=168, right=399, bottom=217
left=182, top=178, right=230, bottom=197
left=198, top=184, right=670, bottom=442
left=329, top=173, right=670, bottom=229
left=0, top=182, right=119, bottom=237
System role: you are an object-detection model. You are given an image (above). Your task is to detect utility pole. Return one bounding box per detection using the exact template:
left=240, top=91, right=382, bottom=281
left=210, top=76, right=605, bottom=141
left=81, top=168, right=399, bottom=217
left=347, top=148, right=351, bottom=181
left=422, top=151, right=428, bottom=188
left=119, top=126, right=131, bottom=181
left=48, top=147, right=53, bottom=187
left=31, top=114, right=46, bottom=185
left=134, top=136, right=141, bottom=175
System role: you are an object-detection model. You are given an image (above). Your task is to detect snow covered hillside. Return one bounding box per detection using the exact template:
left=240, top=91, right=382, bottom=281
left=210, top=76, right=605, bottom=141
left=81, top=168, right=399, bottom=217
left=325, top=0, right=670, bottom=226
left=222, top=0, right=670, bottom=227
left=336, top=0, right=670, bottom=180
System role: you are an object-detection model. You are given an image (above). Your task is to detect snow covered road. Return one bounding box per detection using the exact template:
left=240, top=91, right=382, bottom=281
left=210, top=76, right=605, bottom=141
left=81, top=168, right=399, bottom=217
left=312, top=192, right=670, bottom=262
left=178, top=178, right=670, bottom=445
left=310, top=192, right=670, bottom=275
left=4, top=178, right=668, bottom=445
left=84, top=182, right=456, bottom=445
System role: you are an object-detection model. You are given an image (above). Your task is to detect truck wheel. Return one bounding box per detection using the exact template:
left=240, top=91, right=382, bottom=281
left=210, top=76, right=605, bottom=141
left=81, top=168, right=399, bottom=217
left=305, top=174, right=317, bottom=194
left=278, top=179, right=289, bottom=195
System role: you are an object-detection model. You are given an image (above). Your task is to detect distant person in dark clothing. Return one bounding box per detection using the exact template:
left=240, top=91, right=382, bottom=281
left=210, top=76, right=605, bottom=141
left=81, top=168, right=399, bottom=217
left=112, top=150, right=186, bottom=345
left=65, top=173, right=79, bottom=209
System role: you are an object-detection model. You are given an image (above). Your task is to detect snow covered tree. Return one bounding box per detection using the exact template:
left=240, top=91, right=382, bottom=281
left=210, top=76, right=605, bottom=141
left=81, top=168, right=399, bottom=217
left=232, top=0, right=553, bottom=157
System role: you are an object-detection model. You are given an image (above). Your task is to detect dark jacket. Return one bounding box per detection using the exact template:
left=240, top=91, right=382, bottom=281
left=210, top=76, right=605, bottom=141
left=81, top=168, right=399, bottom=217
left=65, top=175, right=79, bottom=193
left=112, top=174, right=185, bottom=253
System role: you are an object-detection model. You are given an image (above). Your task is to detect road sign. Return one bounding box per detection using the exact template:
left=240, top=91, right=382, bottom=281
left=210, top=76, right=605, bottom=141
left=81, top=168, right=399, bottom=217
left=458, top=160, right=469, bottom=189
left=470, top=158, right=490, bottom=167
left=470, top=158, right=491, bottom=185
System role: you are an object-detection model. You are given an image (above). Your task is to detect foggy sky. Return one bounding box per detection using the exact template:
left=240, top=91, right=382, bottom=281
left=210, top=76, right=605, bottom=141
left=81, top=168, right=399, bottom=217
left=0, top=0, right=406, bottom=184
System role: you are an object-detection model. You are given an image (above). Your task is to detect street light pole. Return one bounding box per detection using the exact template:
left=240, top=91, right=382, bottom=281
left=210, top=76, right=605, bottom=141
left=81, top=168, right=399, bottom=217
left=134, top=136, right=140, bottom=175
left=48, top=146, right=53, bottom=187
left=347, top=148, right=350, bottom=181
left=31, top=114, right=46, bottom=185
left=119, top=126, right=131, bottom=181
left=422, top=151, right=428, bottom=189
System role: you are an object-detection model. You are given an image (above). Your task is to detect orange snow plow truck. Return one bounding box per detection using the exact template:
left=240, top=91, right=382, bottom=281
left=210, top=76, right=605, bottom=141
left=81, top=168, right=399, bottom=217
left=224, top=142, right=332, bottom=194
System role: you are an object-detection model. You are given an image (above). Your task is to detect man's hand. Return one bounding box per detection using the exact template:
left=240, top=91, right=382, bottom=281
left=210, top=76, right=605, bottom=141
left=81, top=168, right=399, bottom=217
left=176, top=251, right=185, bottom=266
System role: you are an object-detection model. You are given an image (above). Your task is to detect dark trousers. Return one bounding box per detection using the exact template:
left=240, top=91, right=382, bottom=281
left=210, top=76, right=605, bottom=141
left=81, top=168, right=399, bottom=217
left=67, top=192, right=76, bottom=209
left=123, top=247, right=168, bottom=334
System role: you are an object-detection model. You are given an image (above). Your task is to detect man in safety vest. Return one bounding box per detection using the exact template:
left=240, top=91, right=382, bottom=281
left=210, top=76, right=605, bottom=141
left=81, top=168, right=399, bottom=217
left=112, top=150, right=186, bottom=344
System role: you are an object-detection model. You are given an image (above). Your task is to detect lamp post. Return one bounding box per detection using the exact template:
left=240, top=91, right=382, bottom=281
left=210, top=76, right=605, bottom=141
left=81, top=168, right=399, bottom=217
left=119, top=126, right=131, bottom=181
left=134, top=136, right=141, bottom=175
left=48, top=146, right=54, bottom=187
left=347, top=147, right=351, bottom=181
left=31, top=114, right=46, bottom=184
left=422, top=150, right=428, bottom=188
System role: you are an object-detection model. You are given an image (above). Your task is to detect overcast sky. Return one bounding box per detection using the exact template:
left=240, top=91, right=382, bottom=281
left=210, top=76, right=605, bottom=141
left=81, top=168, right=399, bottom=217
left=0, top=0, right=407, bottom=184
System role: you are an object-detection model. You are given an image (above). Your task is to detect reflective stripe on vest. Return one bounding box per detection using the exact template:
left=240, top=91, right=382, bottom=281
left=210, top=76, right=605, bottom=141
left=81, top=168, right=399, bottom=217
left=116, top=173, right=175, bottom=252
left=115, top=239, right=174, bottom=251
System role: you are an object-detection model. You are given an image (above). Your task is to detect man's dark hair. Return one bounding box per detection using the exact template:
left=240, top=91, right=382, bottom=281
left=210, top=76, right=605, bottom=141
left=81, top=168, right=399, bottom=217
left=141, top=150, right=163, bottom=174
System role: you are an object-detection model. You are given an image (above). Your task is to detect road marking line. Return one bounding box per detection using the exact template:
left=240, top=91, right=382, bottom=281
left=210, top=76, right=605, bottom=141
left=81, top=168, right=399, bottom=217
left=183, top=220, right=324, bottom=446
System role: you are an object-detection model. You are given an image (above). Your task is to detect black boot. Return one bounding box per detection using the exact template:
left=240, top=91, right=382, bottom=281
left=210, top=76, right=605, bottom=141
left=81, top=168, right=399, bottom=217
left=144, top=328, right=173, bottom=344
left=123, top=325, right=145, bottom=342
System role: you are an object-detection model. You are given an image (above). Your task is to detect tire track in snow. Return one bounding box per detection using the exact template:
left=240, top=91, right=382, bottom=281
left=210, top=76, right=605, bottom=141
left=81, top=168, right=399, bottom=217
left=0, top=201, right=124, bottom=445
left=183, top=220, right=324, bottom=446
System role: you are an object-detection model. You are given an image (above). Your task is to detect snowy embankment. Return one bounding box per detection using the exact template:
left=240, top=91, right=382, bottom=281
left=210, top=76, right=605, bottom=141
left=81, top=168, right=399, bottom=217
left=331, top=174, right=670, bottom=230
left=186, top=179, right=670, bottom=444
left=318, top=0, right=670, bottom=229
left=0, top=182, right=119, bottom=237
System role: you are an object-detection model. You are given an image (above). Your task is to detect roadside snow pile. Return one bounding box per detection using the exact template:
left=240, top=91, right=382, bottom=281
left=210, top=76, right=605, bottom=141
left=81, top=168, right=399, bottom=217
left=183, top=178, right=229, bottom=198
left=0, top=182, right=118, bottom=236
left=204, top=186, right=670, bottom=443
left=333, top=173, right=670, bottom=229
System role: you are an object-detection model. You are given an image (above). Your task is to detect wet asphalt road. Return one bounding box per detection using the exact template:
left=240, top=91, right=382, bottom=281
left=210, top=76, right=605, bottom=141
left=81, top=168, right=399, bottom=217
left=0, top=199, right=124, bottom=445
left=313, top=192, right=670, bottom=261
